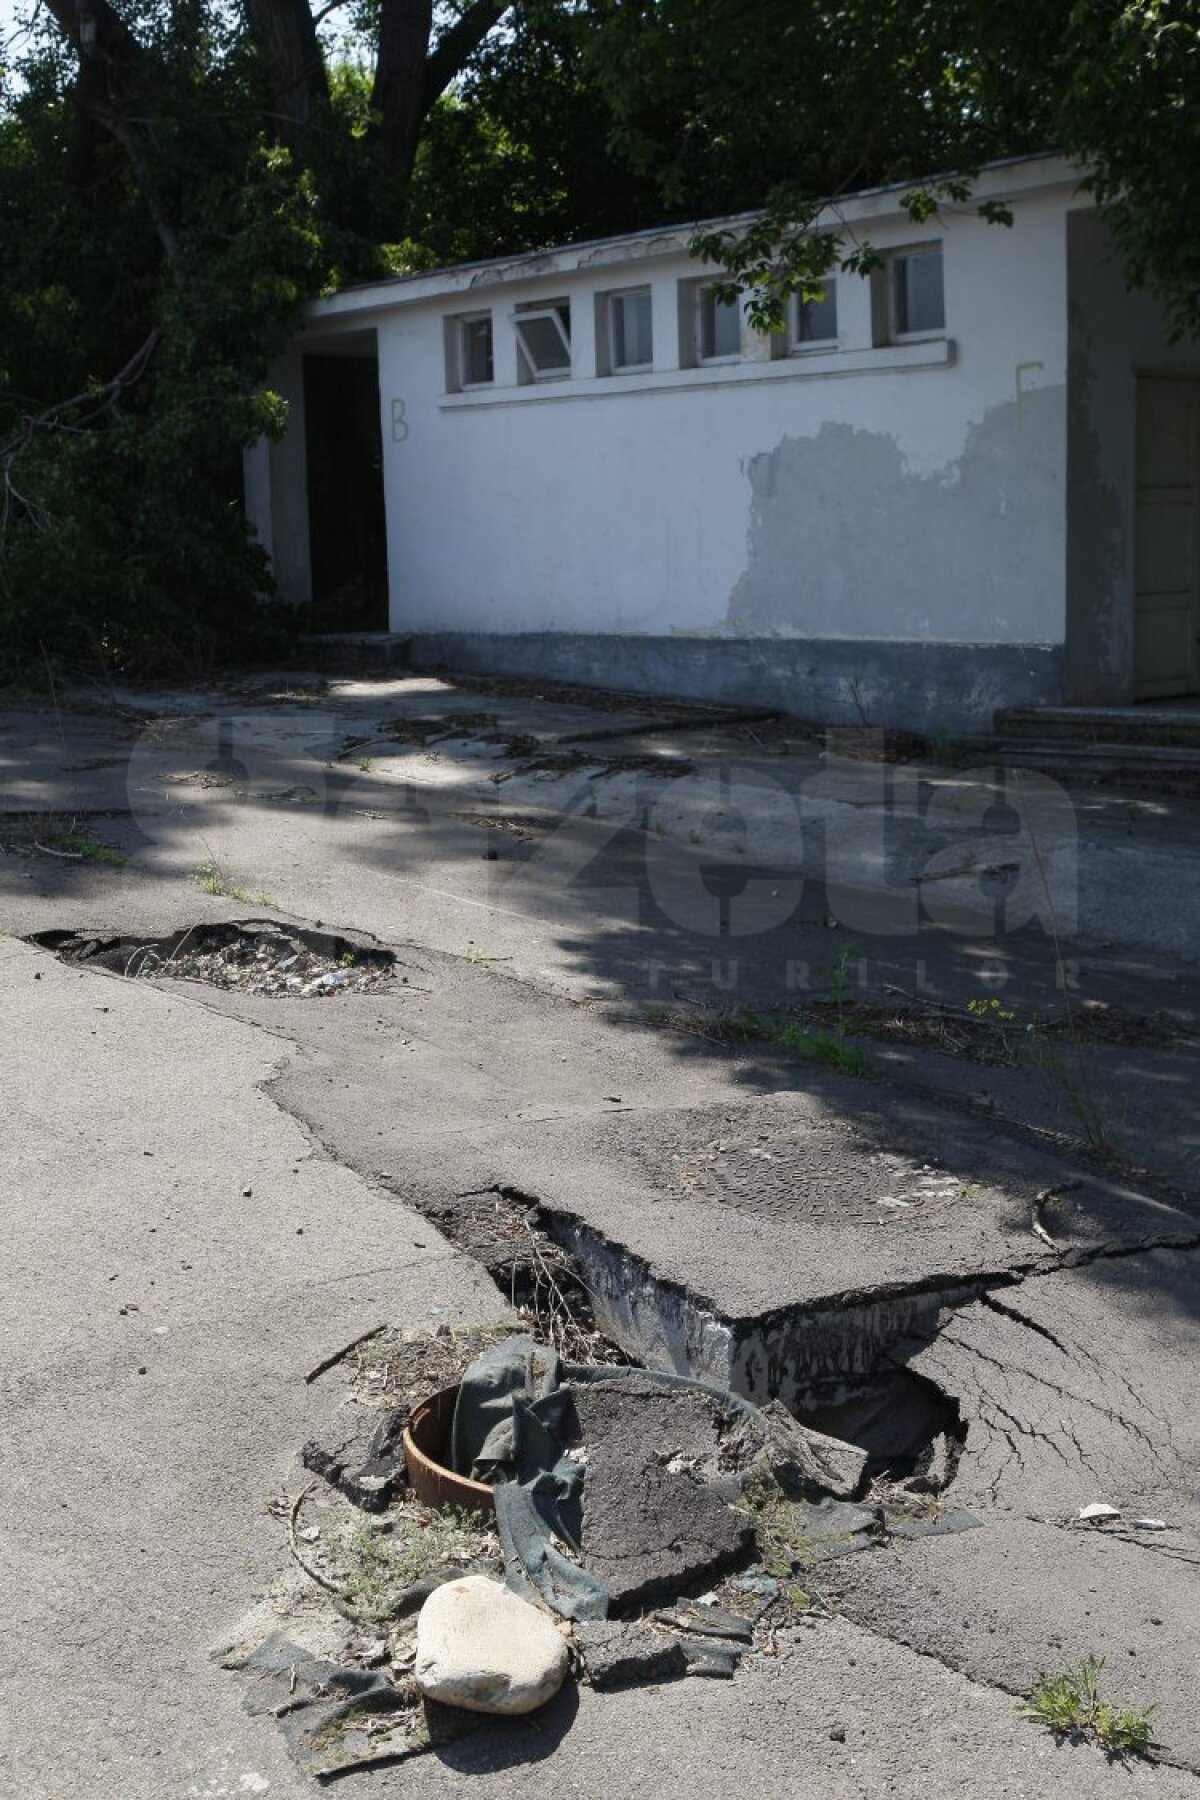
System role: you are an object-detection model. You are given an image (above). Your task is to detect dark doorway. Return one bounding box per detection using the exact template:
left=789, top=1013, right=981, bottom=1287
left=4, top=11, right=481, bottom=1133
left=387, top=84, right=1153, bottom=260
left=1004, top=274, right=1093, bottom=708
left=303, top=341, right=389, bottom=630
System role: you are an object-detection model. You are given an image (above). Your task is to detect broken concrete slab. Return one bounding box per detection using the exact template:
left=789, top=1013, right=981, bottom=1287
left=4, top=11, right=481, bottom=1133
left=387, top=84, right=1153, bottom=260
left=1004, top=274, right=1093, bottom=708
left=447, top=1091, right=1200, bottom=1409
left=302, top=1401, right=409, bottom=1511
left=821, top=1244, right=1200, bottom=1768
left=573, top=1378, right=757, bottom=1610
left=574, top=1621, right=688, bottom=1690
left=755, top=1397, right=868, bottom=1499
left=902, top=1247, right=1200, bottom=1526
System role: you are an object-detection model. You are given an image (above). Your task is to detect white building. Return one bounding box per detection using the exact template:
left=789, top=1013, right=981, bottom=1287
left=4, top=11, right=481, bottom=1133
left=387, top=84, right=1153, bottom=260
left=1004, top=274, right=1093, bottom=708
left=246, top=154, right=1200, bottom=733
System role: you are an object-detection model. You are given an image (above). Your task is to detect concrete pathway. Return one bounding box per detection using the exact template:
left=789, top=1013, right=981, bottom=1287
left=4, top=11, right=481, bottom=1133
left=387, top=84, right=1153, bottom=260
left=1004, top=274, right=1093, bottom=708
left=3, top=671, right=1199, bottom=1797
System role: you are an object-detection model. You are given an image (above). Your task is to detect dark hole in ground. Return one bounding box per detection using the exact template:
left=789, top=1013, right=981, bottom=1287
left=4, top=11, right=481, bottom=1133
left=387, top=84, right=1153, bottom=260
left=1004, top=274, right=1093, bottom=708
left=29, top=920, right=397, bottom=997
left=798, top=1367, right=963, bottom=1488
left=412, top=1187, right=632, bottom=1367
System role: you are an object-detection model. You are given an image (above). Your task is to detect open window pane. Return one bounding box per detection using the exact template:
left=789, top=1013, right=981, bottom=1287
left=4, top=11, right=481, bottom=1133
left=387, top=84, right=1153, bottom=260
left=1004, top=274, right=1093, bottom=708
left=699, top=286, right=741, bottom=360
left=892, top=250, right=944, bottom=336
left=460, top=316, right=493, bottom=387
left=794, top=281, right=838, bottom=345
left=515, top=303, right=572, bottom=379
left=612, top=290, right=652, bottom=369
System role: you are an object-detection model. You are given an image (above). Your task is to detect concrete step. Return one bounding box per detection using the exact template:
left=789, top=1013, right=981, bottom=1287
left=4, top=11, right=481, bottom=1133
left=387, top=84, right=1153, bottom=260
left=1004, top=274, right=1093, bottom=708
left=994, top=737, right=1200, bottom=784
left=997, top=704, right=1200, bottom=747
left=297, top=631, right=413, bottom=669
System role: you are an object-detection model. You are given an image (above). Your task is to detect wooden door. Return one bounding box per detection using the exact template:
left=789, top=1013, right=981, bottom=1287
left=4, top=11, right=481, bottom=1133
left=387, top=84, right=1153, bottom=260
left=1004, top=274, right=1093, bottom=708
left=1135, top=378, right=1200, bottom=699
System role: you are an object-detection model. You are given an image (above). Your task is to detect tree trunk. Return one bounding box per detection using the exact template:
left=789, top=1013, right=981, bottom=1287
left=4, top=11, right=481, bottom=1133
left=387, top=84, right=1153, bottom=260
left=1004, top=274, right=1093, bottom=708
left=370, top=0, right=510, bottom=216
left=245, top=0, right=330, bottom=161
left=371, top=0, right=434, bottom=204
left=42, top=0, right=179, bottom=256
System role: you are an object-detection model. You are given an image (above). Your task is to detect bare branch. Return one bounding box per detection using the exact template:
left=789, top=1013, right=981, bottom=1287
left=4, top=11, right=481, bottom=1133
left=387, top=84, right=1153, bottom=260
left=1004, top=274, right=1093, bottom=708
left=1, top=328, right=163, bottom=534
left=421, top=0, right=509, bottom=112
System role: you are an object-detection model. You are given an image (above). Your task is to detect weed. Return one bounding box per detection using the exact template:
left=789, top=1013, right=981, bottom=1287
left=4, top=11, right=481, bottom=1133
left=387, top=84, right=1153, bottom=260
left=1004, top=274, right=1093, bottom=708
left=1024, top=1030, right=1121, bottom=1158
left=824, top=941, right=859, bottom=1037
left=461, top=943, right=493, bottom=968
left=743, top=1012, right=876, bottom=1078
left=1021, top=1655, right=1155, bottom=1755
left=194, top=856, right=276, bottom=908
left=355, top=756, right=373, bottom=773
left=735, top=1465, right=817, bottom=1576
left=643, top=997, right=876, bottom=1077
left=336, top=1507, right=498, bottom=1621
left=965, top=995, right=1021, bottom=1061
left=54, top=834, right=129, bottom=867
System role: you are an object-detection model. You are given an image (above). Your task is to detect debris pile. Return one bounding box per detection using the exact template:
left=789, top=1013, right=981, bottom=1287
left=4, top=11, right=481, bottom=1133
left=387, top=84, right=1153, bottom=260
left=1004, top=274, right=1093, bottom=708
left=35, top=920, right=396, bottom=997
left=224, top=1320, right=979, bottom=1779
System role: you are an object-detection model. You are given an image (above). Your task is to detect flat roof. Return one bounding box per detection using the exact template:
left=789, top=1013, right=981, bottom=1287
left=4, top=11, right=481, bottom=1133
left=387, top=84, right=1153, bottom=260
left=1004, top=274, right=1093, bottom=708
left=307, top=151, right=1082, bottom=324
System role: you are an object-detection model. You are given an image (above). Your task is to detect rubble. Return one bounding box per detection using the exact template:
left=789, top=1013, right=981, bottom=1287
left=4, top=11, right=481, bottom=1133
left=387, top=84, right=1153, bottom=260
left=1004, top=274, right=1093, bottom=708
left=35, top=919, right=396, bottom=997
left=302, top=1402, right=409, bottom=1512
left=573, top=1621, right=688, bottom=1690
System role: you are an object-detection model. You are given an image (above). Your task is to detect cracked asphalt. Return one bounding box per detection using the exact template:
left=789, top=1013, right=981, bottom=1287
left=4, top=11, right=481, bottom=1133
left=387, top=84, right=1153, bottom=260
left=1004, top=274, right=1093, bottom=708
left=3, top=671, right=1200, bottom=1799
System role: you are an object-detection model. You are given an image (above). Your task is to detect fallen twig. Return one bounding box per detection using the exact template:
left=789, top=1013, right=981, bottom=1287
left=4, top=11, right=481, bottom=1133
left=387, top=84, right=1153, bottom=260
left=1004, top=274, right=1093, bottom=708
left=305, top=1322, right=387, bottom=1385
left=287, top=1482, right=346, bottom=1597
left=1031, top=1178, right=1081, bottom=1250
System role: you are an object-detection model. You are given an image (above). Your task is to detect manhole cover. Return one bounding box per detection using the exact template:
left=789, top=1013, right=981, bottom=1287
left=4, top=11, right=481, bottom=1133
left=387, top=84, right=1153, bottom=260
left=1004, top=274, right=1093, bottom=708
left=675, top=1131, right=966, bottom=1227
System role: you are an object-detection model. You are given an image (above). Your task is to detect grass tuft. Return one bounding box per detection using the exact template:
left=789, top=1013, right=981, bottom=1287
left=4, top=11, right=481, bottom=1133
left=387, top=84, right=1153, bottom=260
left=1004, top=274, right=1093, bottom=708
left=194, top=856, right=276, bottom=908
left=55, top=834, right=129, bottom=866
left=1021, top=1655, right=1155, bottom=1755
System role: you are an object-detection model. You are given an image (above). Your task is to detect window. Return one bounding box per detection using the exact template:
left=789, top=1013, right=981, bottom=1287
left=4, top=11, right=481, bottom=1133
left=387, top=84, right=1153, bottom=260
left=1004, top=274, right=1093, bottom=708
left=514, top=301, right=572, bottom=382
left=696, top=283, right=741, bottom=362
left=457, top=313, right=493, bottom=388
left=889, top=247, right=944, bottom=339
left=607, top=287, right=653, bottom=372
left=791, top=281, right=838, bottom=349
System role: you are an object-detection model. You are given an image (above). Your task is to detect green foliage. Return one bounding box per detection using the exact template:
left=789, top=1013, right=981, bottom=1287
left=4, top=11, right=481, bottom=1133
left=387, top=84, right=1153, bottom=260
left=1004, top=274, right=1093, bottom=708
left=0, top=6, right=373, bottom=682
left=55, top=835, right=130, bottom=866
left=338, top=1507, right=497, bottom=1621
left=741, top=1011, right=877, bottom=1079
left=589, top=0, right=1200, bottom=336
left=2, top=0, right=1196, bottom=682
left=1022, top=1655, right=1156, bottom=1755
left=1060, top=0, right=1200, bottom=338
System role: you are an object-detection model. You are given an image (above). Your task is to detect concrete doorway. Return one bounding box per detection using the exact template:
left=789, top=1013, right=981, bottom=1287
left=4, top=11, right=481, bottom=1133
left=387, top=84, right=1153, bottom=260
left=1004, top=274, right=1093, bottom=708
left=1135, top=376, right=1200, bottom=698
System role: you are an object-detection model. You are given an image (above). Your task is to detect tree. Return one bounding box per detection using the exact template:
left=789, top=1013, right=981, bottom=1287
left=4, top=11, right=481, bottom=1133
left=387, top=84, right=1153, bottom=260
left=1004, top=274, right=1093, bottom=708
left=0, top=0, right=536, bottom=675
left=586, top=0, right=1200, bottom=337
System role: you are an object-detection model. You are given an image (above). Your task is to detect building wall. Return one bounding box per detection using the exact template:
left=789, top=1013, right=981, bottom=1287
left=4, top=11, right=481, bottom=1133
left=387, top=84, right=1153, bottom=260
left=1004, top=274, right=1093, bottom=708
left=1066, top=209, right=1200, bottom=704
left=265, top=176, right=1079, bottom=729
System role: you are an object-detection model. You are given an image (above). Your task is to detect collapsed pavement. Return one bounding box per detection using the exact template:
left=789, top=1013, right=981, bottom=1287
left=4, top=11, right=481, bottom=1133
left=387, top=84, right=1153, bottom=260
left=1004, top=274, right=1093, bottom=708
left=5, top=670, right=1200, bottom=1797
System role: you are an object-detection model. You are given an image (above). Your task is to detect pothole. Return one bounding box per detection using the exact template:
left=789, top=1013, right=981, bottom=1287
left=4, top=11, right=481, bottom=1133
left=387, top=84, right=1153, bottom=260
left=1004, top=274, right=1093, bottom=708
left=30, top=920, right=397, bottom=997
left=407, top=1185, right=966, bottom=1495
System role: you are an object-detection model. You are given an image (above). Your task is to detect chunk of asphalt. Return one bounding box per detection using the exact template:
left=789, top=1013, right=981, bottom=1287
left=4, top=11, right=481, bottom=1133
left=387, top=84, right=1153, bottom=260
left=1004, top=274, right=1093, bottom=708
left=573, top=1380, right=756, bottom=1611
left=573, top=1621, right=689, bottom=1691
left=301, top=1402, right=409, bottom=1512
left=680, top=1638, right=742, bottom=1678
left=755, top=1398, right=867, bottom=1499
left=653, top=1602, right=754, bottom=1642
left=789, top=1496, right=883, bottom=1562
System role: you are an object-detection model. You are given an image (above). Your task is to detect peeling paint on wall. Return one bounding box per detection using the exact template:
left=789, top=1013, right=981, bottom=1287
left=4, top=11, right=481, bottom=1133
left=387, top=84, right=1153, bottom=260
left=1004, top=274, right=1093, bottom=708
left=728, top=391, right=1065, bottom=643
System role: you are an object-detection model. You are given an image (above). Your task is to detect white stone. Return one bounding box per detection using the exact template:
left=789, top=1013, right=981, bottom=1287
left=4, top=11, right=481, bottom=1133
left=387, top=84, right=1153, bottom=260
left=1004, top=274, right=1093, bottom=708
left=414, top=1575, right=569, bottom=1716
